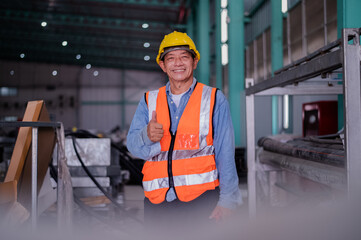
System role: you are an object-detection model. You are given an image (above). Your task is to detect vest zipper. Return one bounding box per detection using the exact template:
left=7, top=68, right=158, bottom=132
left=167, top=131, right=176, bottom=188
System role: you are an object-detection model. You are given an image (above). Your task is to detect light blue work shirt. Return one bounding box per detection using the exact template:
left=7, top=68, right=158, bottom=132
left=127, top=78, right=242, bottom=209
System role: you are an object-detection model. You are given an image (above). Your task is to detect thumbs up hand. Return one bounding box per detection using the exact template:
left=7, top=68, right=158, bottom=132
left=147, top=111, right=164, bottom=142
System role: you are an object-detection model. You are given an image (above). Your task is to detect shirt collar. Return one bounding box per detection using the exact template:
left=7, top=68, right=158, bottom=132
left=166, top=77, right=197, bottom=96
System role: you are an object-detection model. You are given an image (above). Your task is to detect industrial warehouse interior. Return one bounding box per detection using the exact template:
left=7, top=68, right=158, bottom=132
left=1, top=0, right=361, bottom=239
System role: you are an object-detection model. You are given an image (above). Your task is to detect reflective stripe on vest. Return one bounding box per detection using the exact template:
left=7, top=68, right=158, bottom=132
left=143, top=82, right=219, bottom=204
left=143, top=169, right=218, bottom=192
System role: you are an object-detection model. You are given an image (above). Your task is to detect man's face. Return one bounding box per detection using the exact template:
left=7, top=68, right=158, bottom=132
left=159, top=49, right=198, bottom=84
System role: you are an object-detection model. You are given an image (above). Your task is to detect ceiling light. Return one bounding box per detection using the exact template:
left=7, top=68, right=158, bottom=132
left=41, top=21, right=47, bottom=27
left=76, top=54, right=81, bottom=60
left=10, top=70, right=14, bottom=76
left=93, top=71, right=99, bottom=77
left=142, top=23, right=149, bottom=29
left=20, top=53, right=25, bottom=58
left=52, top=70, right=57, bottom=76
left=62, top=41, right=68, bottom=46
left=86, top=64, right=91, bottom=69
left=143, top=42, right=150, bottom=48
left=144, top=55, right=150, bottom=61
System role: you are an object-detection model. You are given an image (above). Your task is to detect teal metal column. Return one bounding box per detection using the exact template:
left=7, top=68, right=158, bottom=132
left=186, top=2, right=194, bottom=39
left=196, top=0, right=210, bottom=85
left=271, top=0, right=283, bottom=135
left=337, top=0, right=361, bottom=130
left=228, top=0, right=244, bottom=147
left=215, top=0, right=223, bottom=90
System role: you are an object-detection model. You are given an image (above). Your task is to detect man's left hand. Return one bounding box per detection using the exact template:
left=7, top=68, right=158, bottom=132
left=209, top=205, right=232, bottom=222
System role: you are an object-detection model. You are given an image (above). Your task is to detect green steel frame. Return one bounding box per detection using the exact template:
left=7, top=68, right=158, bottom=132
left=228, top=0, right=245, bottom=147
left=337, top=0, right=361, bottom=130
left=197, top=0, right=210, bottom=85
left=271, top=0, right=283, bottom=135
left=215, top=0, right=223, bottom=90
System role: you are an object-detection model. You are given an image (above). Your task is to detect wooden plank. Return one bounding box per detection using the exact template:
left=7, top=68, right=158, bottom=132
left=79, top=195, right=110, bottom=206
left=18, top=102, right=56, bottom=211
left=0, top=180, right=17, bottom=204
left=4, top=100, right=43, bottom=183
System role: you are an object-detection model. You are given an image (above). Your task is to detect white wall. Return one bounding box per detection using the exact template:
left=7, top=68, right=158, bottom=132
left=0, top=60, right=166, bottom=133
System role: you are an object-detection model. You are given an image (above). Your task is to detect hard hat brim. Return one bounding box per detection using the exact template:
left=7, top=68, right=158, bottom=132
left=159, top=46, right=196, bottom=61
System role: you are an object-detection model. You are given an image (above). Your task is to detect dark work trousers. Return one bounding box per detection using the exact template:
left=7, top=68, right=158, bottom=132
left=144, top=188, right=219, bottom=235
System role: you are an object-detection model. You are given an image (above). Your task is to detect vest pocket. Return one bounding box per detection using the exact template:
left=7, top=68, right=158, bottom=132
left=175, top=133, right=199, bottom=150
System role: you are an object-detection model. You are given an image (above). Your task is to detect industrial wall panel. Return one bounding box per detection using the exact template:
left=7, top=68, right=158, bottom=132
left=0, top=60, right=165, bottom=133
left=289, top=3, right=304, bottom=62
left=248, top=42, right=255, bottom=79
left=1, top=88, right=77, bottom=127
left=80, top=105, right=122, bottom=132
left=245, top=0, right=271, bottom=45
left=80, top=67, right=122, bottom=87
left=255, top=96, right=273, bottom=141
left=306, top=0, right=325, bottom=54
left=256, top=36, right=264, bottom=82
left=244, top=0, right=257, bottom=14
left=283, top=17, right=289, bottom=66
left=265, top=29, right=271, bottom=78
left=81, top=88, right=121, bottom=101
left=327, top=0, right=337, bottom=43
left=288, top=0, right=301, bottom=10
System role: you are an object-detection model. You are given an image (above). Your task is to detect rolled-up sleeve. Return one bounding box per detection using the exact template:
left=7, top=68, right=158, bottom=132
left=127, top=96, right=161, bottom=160
left=213, top=91, right=243, bottom=209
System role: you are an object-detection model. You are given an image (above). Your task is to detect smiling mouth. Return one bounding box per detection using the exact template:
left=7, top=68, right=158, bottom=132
left=172, top=69, right=185, bottom=73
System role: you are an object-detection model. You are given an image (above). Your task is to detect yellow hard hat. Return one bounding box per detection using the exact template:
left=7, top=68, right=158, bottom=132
left=156, top=31, right=200, bottom=64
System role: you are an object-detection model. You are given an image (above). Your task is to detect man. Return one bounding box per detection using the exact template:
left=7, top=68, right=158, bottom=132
left=127, top=31, right=242, bottom=227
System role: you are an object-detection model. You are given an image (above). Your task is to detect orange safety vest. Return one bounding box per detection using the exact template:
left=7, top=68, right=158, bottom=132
left=143, top=82, right=219, bottom=204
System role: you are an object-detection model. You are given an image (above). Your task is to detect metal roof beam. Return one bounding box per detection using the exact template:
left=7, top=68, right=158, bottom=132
left=1, top=9, right=186, bottom=31
left=0, top=22, right=166, bottom=41
left=5, top=0, right=182, bottom=8
left=0, top=29, right=159, bottom=50
left=0, top=50, right=159, bottom=71
left=0, top=41, right=157, bottom=60
left=69, top=0, right=182, bottom=8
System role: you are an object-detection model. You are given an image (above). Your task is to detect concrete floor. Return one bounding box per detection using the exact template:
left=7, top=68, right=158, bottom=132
left=2, top=183, right=249, bottom=240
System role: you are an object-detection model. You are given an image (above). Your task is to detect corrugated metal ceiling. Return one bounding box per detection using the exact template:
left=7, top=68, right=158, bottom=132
left=0, top=0, right=188, bottom=71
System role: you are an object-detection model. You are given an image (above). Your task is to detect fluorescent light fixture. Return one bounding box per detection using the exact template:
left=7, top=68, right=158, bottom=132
left=41, top=21, right=47, bottom=27
left=221, top=44, right=228, bottom=65
left=142, top=23, right=149, bottom=29
left=282, top=0, right=288, bottom=13
left=144, top=55, right=150, bottom=61
left=221, top=9, right=228, bottom=43
left=76, top=54, right=81, bottom=60
left=10, top=70, right=14, bottom=76
left=221, top=0, right=228, bottom=8
left=283, top=95, right=289, bottom=129
left=143, top=42, right=150, bottom=48
left=20, top=53, right=25, bottom=58
left=52, top=70, right=57, bottom=76
left=86, top=64, right=92, bottom=69
left=62, top=41, right=68, bottom=46
left=93, top=70, right=99, bottom=76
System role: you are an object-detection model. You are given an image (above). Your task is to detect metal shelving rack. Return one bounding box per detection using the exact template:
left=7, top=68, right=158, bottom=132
left=245, top=28, right=361, bottom=217
left=0, top=121, right=73, bottom=229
